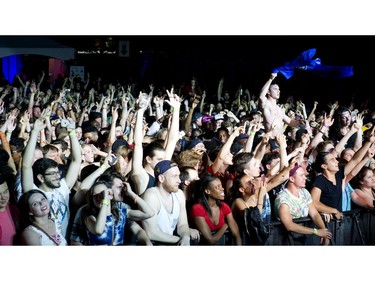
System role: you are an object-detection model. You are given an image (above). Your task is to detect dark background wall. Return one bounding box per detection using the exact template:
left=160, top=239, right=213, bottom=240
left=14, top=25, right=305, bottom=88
left=5, top=35, right=374, bottom=112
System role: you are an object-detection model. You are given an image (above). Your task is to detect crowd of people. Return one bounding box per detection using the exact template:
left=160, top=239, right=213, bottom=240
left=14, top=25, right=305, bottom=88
left=0, top=68, right=374, bottom=246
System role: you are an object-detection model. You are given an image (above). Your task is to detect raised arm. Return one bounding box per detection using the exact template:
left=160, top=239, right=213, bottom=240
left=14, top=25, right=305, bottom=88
left=119, top=95, right=130, bottom=133
left=333, top=121, right=360, bottom=157
left=83, top=72, right=90, bottom=90
left=63, top=118, right=82, bottom=189
left=346, top=144, right=375, bottom=184
left=85, top=188, right=112, bottom=235
left=21, top=112, right=48, bottom=193
left=306, top=113, right=334, bottom=155
left=130, top=93, right=151, bottom=195
left=106, top=105, right=119, bottom=150
left=344, top=137, right=374, bottom=177
left=36, top=71, right=45, bottom=90
left=243, top=122, right=259, bottom=153
left=184, top=98, right=199, bottom=134
left=101, top=96, right=111, bottom=129
left=266, top=157, right=299, bottom=192
left=276, top=133, right=288, bottom=171
left=27, top=82, right=37, bottom=116
left=258, top=73, right=277, bottom=106
left=353, top=113, right=364, bottom=152
left=211, top=126, right=242, bottom=174
left=217, top=78, right=224, bottom=103
left=199, top=91, right=206, bottom=113
left=328, top=101, right=339, bottom=117
left=0, top=114, right=17, bottom=174
left=73, top=154, right=112, bottom=207
left=164, top=88, right=181, bottom=160
left=307, top=101, right=318, bottom=123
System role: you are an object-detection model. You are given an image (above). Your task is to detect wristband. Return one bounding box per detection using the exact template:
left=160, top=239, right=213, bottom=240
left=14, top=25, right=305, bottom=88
left=250, top=132, right=256, bottom=136
left=134, top=195, right=138, bottom=204
left=101, top=199, right=110, bottom=206
left=313, top=228, right=318, bottom=235
left=68, top=130, right=76, bottom=136
left=100, top=165, right=109, bottom=173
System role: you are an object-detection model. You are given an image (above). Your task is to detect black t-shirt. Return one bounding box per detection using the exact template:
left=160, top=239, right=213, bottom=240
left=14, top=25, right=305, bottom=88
left=312, top=165, right=345, bottom=212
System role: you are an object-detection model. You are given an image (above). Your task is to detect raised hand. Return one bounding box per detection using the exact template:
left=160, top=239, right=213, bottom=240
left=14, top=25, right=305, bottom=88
left=323, top=113, right=334, bottom=128
left=165, top=87, right=180, bottom=110
left=111, top=105, right=119, bottom=121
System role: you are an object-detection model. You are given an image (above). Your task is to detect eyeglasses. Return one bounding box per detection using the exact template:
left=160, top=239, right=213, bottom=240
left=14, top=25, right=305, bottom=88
left=44, top=171, right=61, bottom=177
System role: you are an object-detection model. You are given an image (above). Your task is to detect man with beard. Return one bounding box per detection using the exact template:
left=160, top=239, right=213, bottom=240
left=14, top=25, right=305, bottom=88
left=21, top=111, right=82, bottom=238
left=141, top=160, right=190, bottom=245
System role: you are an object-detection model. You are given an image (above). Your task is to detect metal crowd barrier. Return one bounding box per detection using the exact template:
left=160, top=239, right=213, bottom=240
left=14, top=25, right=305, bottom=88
left=265, top=209, right=375, bottom=245
left=222, top=208, right=375, bottom=245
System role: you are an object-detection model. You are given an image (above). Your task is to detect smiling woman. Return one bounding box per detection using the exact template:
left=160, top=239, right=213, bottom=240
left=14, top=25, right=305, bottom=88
left=191, top=173, right=242, bottom=245
left=18, top=189, right=67, bottom=246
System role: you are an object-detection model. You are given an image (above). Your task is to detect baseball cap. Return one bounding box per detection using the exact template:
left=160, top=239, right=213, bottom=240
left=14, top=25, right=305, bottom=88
left=202, top=115, right=214, bottom=124
left=185, top=138, right=203, bottom=150
left=112, top=139, right=129, bottom=153
left=234, top=133, right=249, bottom=142
left=154, top=160, right=177, bottom=178
left=214, top=113, right=224, bottom=121
left=192, top=112, right=203, bottom=122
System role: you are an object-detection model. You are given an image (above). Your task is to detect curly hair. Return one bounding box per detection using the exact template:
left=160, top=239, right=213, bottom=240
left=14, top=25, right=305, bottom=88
left=177, top=149, right=201, bottom=169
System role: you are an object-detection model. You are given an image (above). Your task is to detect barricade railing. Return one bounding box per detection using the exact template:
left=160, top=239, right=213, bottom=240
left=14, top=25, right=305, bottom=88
left=220, top=208, right=375, bottom=245
left=265, top=209, right=375, bottom=245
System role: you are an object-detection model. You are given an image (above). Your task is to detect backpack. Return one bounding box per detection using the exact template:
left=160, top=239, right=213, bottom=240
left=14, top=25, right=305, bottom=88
left=244, top=206, right=270, bottom=245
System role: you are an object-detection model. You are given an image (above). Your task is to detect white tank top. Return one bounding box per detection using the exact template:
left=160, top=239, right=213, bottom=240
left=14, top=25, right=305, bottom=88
left=27, top=223, right=67, bottom=246
left=153, top=188, right=180, bottom=235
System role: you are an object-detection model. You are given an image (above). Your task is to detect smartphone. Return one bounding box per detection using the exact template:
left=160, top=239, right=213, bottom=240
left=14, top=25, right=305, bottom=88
left=109, top=155, right=117, bottom=166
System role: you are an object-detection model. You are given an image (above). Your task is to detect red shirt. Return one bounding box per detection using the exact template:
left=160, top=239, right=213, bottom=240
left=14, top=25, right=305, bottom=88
left=191, top=202, right=232, bottom=231
left=0, top=205, right=17, bottom=245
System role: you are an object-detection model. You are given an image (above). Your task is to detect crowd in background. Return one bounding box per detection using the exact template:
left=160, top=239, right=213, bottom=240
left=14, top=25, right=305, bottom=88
left=0, top=66, right=374, bottom=246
